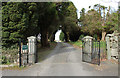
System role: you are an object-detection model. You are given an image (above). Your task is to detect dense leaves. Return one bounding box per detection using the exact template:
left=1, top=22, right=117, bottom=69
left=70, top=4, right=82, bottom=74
left=2, top=2, right=59, bottom=47
left=60, top=32, right=64, bottom=41
left=79, top=4, right=118, bottom=40
left=2, top=2, right=79, bottom=47
left=60, top=2, right=78, bottom=42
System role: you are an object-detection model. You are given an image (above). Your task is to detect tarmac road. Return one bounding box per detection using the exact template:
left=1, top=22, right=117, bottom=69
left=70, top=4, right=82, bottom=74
left=2, top=42, right=118, bottom=76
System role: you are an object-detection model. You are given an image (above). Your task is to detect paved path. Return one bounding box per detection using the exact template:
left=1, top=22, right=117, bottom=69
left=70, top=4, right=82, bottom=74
left=2, top=42, right=118, bottom=76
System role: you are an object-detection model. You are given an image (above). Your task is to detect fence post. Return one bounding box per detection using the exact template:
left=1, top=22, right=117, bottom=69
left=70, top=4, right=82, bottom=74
left=98, top=41, right=100, bottom=65
left=27, top=47, right=29, bottom=64
left=35, top=41, right=37, bottom=63
left=19, top=38, right=22, bottom=67
left=82, top=40, right=84, bottom=62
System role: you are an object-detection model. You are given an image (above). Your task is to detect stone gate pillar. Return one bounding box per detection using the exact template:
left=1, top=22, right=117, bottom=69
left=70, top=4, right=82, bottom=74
left=106, top=31, right=119, bottom=60
left=105, top=34, right=113, bottom=60
left=82, top=36, right=94, bottom=62
left=27, top=36, right=36, bottom=64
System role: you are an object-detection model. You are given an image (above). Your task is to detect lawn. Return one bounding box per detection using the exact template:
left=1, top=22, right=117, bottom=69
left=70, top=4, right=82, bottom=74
left=69, top=40, right=106, bottom=48
left=100, top=41, right=106, bottom=48
left=68, top=40, right=82, bottom=48
left=70, top=41, right=82, bottom=46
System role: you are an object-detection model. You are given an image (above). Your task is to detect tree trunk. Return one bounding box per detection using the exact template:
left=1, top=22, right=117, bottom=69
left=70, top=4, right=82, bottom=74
left=62, top=30, right=69, bottom=42
left=50, top=34, right=55, bottom=42
left=101, top=8, right=106, bottom=41
left=41, top=29, right=50, bottom=47
left=97, top=35, right=100, bottom=41
left=50, top=30, right=57, bottom=42
left=64, top=32, right=69, bottom=42
left=101, top=31, right=106, bottom=41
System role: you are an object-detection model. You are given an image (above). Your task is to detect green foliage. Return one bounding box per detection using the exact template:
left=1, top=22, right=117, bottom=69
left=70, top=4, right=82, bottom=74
left=60, top=32, right=64, bottom=41
left=79, top=8, right=102, bottom=36
left=2, top=2, right=27, bottom=47
left=79, top=4, right=118, bottom=39
left=1, top=55, right=10, bottom=64
left=2, top=2, right=79, bottom=47
left=93, top=34, right=97, bottom=40
left=69, top=41, right=82, bottom=47
left=2, top=2, right=59, bottom=47
left=2, top=31, right=10, bottom=38
left=79, top=34, right=84, bottom=40
left=60, top=2, right=78, bottom=42
left=2, top=48, right=18, bottom=64
left=106, top=12, right=118, bottom=32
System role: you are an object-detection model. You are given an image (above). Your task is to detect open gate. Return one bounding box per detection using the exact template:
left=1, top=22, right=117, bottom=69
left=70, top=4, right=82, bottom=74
left=82, top=39, right=100, bottom=65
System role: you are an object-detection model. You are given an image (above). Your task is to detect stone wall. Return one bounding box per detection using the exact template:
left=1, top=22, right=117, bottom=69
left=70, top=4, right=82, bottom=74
left=106, top=31, right=119, bottom=59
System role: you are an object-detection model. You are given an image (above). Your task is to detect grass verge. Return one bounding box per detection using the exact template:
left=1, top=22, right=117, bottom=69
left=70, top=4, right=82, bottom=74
left=69, top=40, right=106, bottom=48
left=1, top=65, right=28, bottom=70
left=68, top=40, right=82, bottom=49
left=37, top=42, right=57, bottom=62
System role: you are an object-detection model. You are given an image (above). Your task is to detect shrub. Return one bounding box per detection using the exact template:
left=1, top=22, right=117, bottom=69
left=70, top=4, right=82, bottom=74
left=60, top=32, right=64, bottom=41
left=1, top=55, right=10, bottom=64
left=93, top=34, right=97, bottom=40
left=79, top=34, right=84, bottom=40
left=2, top=44, right=19, bottom=64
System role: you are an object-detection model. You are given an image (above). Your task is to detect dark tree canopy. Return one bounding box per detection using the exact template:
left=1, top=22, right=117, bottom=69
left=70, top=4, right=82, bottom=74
left=2, top=2, right=79, bottom=47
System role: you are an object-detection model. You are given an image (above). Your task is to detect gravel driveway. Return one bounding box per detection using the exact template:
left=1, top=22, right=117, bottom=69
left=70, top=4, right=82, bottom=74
left=2, top=42, right=118, bottom=76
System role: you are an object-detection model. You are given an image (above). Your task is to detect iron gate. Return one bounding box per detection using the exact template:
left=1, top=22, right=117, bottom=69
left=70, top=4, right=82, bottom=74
left=19, top=39, right=28, bottom=67
left=19, top=39, right=38, bottom=67
left=82, top=40, right=100, bottom=65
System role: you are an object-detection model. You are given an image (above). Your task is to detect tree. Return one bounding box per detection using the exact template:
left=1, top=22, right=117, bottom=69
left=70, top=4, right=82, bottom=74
left=79, top=8, right=85, bottom=26
left=2, top=2, right=60, bottom=47
left=38, top=2, right=60, bottom=47
left=106, top=11, right=118, bottom=33
left=2, top=2, right=79, bottom=47
left=2, top=2, right=41, bottom=47
left=2, top=2, right=28, bottom=47
left=79, top=8, right=102, bottom=38
left=60, top=2, right=78, bottom=42
left=101, top=5, right=107, bottom=40
left=79, top=4, right=118, bottom=40
left=59, top=31, right=64, bottom=41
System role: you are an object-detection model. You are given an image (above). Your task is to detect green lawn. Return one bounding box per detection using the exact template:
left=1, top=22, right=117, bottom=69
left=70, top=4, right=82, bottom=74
left=69, top=40, right=82, bottom=48
left=70, top=41, right=82, bottom=46
left=93, top=41, right=106, bottom=48
left=100, top=41, right=106, bottom=48
left=69, top=40, right=106, bottom=48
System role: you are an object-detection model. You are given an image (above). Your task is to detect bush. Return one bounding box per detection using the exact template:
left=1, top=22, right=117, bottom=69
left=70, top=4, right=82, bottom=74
left=93, top=34, right=97, bottom=40
left=79, top=34, right=84, bottom=40
left=2, top=45, right=19, bottom=64
left=2, top=31, right=10, bottom=38
left=1, top=56, right=10, bottom=64
left=60, top=32, right=64, bottom=41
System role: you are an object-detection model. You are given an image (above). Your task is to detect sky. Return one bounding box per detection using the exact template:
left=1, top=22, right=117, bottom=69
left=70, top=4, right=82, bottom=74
left=71, top=0, right=119, bottom=18
left=55, top=0, right=120, bottom=41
